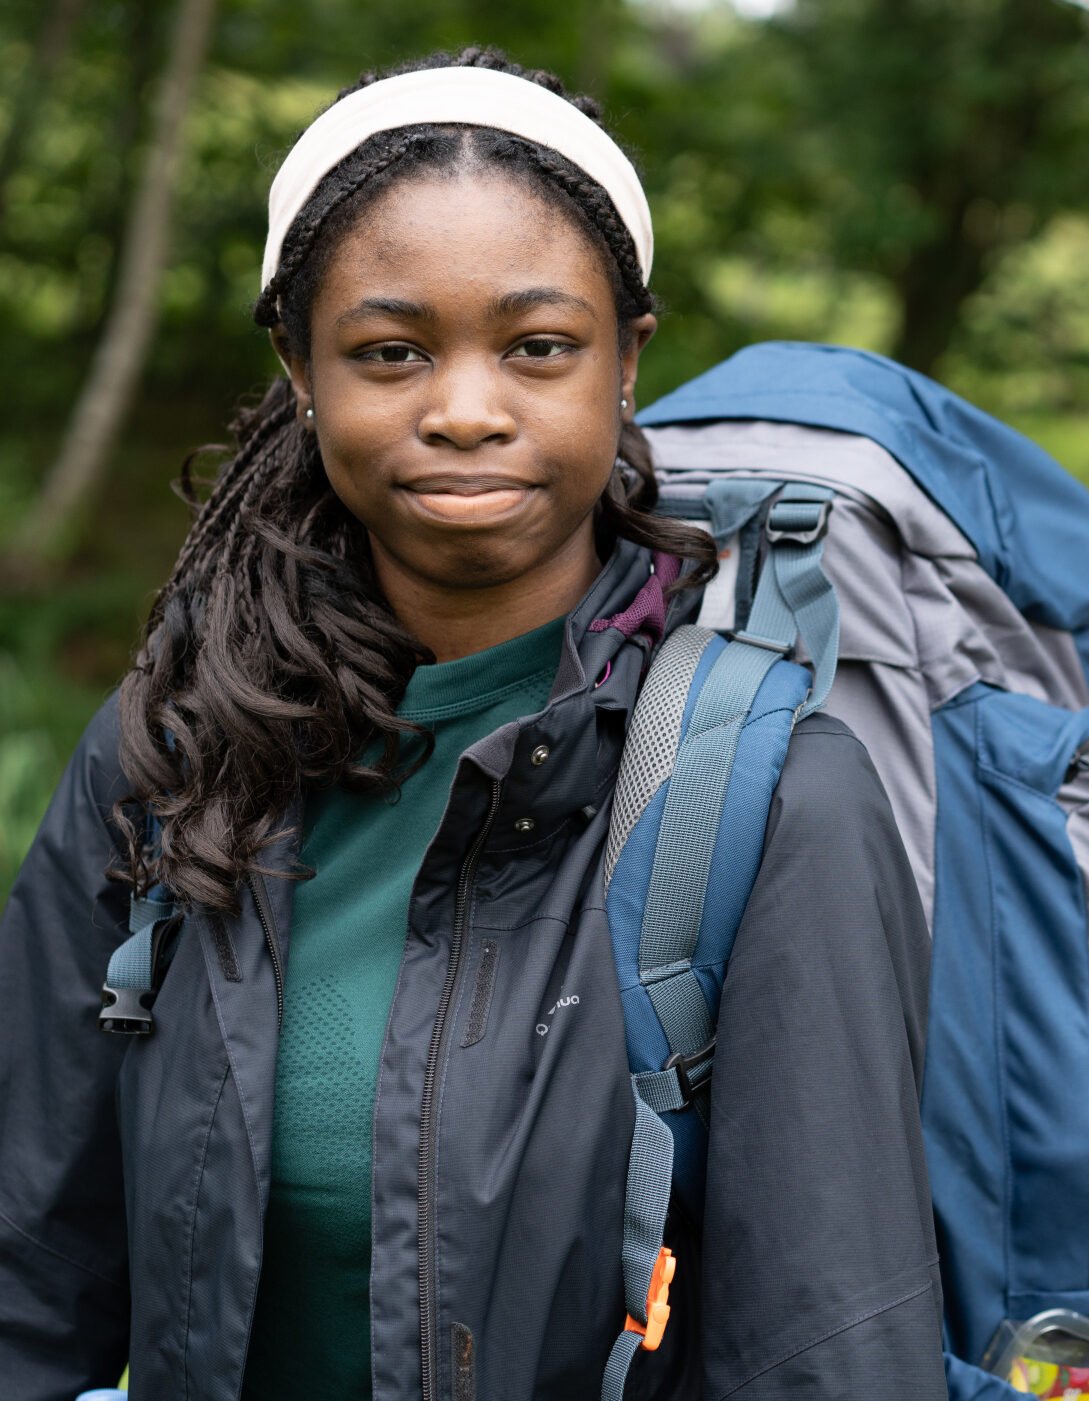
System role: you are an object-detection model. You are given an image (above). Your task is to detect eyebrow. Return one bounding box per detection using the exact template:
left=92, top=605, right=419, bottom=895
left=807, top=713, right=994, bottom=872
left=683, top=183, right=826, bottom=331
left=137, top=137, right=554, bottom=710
left=335, top=286, right=595, bottom=328
left=487, top=287, right=595, bottom=319
left=336, top=296, right=437, bottom=327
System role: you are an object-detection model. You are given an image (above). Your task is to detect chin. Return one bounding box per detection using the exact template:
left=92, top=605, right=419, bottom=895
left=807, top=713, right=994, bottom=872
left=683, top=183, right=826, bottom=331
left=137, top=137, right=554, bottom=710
left=436, top=552, right=539, bottom=590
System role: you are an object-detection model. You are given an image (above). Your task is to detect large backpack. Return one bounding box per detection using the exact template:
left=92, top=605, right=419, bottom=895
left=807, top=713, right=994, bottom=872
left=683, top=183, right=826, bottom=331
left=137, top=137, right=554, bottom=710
left=100, top=343, right=1089, bottom=1400
left=602, top=342, right=1089, bottom=1400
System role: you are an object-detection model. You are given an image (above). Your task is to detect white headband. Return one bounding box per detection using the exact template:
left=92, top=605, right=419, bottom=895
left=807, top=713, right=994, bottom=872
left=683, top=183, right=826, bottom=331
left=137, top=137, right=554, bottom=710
left=262, top=66, right=654, bottom=292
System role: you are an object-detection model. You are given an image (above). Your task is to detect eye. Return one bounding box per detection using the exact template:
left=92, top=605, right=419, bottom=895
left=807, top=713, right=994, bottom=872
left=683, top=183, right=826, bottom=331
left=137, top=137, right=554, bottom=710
left=509, top=338, right=572, bottom=359
left=358, top=344, right=427, bottom=364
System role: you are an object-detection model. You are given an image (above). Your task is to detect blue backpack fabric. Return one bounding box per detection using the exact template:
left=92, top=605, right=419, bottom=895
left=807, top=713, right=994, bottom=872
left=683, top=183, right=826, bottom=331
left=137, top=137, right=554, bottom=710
left=601, top=341, right=1089, bottom=1400
left=641, top=340, right=1089, bottom=673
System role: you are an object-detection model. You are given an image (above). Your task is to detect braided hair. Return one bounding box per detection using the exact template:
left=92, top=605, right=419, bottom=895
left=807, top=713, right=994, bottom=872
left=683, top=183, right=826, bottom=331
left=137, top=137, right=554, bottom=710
left=113, top=46, right=718, bottom=914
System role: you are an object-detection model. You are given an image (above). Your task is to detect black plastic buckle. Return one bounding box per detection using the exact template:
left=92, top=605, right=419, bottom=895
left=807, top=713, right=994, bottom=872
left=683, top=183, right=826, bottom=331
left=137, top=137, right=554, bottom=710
left=662, top=1035, right=717, bottom=1108
left=766, top=499, right=832, bottom=546
left=99, top=985, right=155, bottom=1035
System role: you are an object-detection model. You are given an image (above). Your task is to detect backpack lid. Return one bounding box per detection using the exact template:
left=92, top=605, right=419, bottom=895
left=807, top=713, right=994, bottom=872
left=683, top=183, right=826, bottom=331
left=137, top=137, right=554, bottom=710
left=638, top=341, right=1089, bottom=635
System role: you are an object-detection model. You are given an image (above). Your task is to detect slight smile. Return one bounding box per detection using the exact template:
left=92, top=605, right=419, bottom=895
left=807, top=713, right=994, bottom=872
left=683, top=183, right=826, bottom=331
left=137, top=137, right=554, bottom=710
left=401, top=476, right=540, bottom=525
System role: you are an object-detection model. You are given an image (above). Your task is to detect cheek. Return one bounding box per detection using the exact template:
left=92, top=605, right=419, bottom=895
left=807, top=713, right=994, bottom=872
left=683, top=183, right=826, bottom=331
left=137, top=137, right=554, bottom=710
left=319, top=377, right=393, bottom=442
left=572, top=433, right=621, bottom=508
left=531, top=356, right=623, bottom=486
left=311, top=398, right=400, bottom=511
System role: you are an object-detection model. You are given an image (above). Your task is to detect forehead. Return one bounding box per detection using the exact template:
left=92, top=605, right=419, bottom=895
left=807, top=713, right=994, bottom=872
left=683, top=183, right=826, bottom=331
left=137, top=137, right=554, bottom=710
left=314, top=170, right=616, bottom=317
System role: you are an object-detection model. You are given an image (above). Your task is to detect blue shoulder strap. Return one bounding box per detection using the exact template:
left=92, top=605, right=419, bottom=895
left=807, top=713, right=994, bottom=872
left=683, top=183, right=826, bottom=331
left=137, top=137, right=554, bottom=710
left=633, top=483, right=837, bottom=1111
left=602, top=491, right=838, bottom=1399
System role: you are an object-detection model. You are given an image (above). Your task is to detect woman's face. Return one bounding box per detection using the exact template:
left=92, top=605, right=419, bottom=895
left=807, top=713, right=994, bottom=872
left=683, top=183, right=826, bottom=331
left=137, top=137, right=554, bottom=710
left=278, top=171, right=655, bottom=628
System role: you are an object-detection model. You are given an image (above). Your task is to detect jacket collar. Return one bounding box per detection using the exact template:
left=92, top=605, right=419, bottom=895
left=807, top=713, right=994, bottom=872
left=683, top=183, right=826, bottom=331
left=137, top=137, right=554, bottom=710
left=254, top=538, right=699, bottom=917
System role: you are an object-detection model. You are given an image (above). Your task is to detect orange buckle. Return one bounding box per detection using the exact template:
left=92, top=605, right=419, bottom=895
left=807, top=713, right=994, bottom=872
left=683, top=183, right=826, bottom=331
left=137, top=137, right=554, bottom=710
left=623, top=1246, right=677, bottom=1352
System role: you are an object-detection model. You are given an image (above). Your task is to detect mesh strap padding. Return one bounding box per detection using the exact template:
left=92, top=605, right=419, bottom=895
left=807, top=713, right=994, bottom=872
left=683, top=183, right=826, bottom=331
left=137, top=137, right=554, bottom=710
left=604, top=625, right=714, bottom=892
left=638, top=640, right=781, bottom=980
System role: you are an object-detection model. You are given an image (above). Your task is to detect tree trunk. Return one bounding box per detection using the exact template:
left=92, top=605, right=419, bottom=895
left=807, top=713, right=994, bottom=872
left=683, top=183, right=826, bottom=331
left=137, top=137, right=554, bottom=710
left=12, top=0, right=219, bottom=568
left=890, top=220, right=987, bottom=379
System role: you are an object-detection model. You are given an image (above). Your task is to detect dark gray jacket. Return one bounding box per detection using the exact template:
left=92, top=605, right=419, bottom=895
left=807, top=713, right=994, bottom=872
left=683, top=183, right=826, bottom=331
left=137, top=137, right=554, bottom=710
left=0, top=541, right=947, bottom=1401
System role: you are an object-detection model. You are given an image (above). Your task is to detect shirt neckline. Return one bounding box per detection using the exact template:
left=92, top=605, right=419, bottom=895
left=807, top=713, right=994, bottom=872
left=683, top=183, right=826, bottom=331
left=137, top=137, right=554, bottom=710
left=399, top=614, right=567, bottom=723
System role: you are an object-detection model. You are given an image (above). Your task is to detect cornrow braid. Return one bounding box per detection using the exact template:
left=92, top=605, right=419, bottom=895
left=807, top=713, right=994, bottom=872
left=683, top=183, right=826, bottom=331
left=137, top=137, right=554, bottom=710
left=253, top=132, right=431, bottom=330
left=114, top=45, right=715, bottom=914
left=497, top=138, right=652, bottom=317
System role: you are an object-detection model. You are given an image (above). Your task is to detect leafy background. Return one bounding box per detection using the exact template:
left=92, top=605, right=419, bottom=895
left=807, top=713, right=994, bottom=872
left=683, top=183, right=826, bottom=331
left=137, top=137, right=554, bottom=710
left=3, top=0, right=1089, bottom=900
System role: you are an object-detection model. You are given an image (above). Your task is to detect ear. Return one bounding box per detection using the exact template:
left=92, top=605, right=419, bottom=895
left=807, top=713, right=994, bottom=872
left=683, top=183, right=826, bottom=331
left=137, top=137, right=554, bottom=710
left=269, top=328, right=314, bottom=423
left=619, top=313, right=657, bottom=423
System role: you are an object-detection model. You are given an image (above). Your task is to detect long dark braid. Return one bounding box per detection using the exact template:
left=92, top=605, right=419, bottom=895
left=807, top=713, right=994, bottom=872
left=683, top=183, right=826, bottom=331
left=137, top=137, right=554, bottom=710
left=113, top=46, right=717, bottom=914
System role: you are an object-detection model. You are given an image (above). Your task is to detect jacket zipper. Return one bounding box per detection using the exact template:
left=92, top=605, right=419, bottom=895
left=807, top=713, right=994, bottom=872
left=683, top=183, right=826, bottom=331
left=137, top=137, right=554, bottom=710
left=247, top=873, right=284, bottom=1030
left=418, top=778, right=502, bottom=1401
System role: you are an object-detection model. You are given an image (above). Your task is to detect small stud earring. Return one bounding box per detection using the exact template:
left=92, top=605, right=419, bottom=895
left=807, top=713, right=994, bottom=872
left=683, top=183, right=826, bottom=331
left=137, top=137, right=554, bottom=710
left=305, top=407, right=314, bottom=421
left=620, top=398, right=629, bottom=410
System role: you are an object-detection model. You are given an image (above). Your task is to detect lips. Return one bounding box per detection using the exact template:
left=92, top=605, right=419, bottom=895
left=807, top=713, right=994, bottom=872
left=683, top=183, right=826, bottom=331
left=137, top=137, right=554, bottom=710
left=400, top=474, right=540, bottom=525
left=402, top=474, right=538, bottom=496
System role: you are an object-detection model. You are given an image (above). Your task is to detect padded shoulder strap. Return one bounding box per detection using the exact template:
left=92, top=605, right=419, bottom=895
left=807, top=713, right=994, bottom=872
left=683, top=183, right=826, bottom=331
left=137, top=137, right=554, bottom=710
left=633, top=626, right=788, bottom=1115
left=601, top=626, right=810, bottom=1397
left=621, top=478, right=839, bottom=1115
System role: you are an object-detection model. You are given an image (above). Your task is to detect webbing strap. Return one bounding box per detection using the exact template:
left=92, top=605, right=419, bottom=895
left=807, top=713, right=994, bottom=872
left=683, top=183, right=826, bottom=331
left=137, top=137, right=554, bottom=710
left=602, top=1330, right=643, bottom=1401
left=107, top=922, right=155, bottom=991
left=129, top=894, right=174, bottom=936
left=107, top=800, right=178, bottom=995
left=704, top=478, right=781, bottom=545
left=645, top=963, right=713, bottom=1060
left=633, top=1050, right=715, bottom=1116
left=744, top=484, right=838, bottom=719
left=107, top=888, right=176, bottom=991
left=601, top=1087, right=674, bottom=1401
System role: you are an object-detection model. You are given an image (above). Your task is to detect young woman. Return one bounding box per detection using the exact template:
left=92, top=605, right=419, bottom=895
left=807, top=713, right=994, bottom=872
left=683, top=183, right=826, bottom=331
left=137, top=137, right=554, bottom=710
left=0, top=48, right=948, bottom=1401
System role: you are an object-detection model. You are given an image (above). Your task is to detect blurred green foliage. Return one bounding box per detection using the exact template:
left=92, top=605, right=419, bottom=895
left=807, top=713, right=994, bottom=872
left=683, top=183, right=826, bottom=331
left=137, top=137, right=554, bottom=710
left=3, top=0, right=1089, bottom=900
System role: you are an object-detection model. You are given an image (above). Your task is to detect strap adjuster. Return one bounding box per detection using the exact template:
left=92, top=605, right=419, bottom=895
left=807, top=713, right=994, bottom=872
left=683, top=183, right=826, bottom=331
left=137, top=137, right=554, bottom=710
left=99, top=985, right=155, bottom=1035
left=624, top=1246, right=677, bottom=1351
left=766, top=498, right=832, bottom=546
left=662, top=1035, right=716, bottom=1108
left=726, top=629, right=792, bottom=656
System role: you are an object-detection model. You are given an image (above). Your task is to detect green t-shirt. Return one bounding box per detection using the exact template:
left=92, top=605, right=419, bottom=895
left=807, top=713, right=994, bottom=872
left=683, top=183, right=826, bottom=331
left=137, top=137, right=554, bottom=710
left=241, top=616, right=566, bottom=1400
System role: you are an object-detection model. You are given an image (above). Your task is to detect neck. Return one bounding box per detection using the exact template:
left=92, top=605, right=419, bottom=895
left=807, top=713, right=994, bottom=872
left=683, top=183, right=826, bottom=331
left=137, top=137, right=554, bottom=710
left=374, top=531, right=602, bottom=663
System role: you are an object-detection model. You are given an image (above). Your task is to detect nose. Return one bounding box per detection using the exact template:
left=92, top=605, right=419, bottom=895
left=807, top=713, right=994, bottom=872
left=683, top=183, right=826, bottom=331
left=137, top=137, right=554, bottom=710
left=417, top=357, right=517, bottom=450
